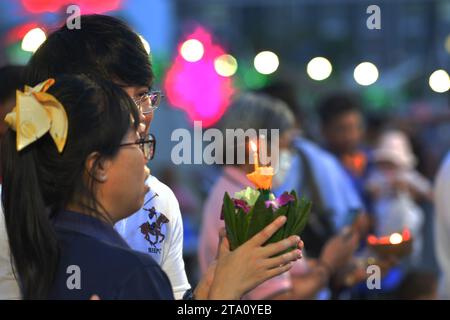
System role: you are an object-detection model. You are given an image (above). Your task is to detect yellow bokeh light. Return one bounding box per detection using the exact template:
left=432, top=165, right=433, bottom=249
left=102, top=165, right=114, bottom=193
left=389, top=233, right=403, bottom=245
left=214, top=54, right=238, bottom=77
left=445, top=34, right=450, bottom=55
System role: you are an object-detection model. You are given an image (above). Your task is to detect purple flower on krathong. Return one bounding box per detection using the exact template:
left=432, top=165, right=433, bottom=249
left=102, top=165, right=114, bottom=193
left=278, top=192, right=295, bottom=206
left=265, top=192, right=295, bottom=210
left=233, top=199, right=251, bottom=213
left=264, top=200, right=278, bottom=209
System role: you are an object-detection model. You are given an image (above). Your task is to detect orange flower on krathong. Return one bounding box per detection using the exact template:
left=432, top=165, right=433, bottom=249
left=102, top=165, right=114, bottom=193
left=246, top=167, right=273, bottom=190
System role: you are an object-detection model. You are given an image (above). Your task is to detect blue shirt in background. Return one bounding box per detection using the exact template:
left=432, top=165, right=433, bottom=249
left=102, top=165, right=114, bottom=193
left=274, top=137, right=364, bottom=231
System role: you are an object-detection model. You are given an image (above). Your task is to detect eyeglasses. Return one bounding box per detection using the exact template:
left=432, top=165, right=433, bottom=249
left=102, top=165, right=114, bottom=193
left=133, top=91, right=163, bottom=115
left=120, top=133, right=156, bottom=160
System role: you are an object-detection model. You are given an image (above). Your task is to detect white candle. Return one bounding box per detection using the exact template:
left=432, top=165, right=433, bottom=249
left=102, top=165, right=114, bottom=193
left=250, top=141, right=259, bottom=170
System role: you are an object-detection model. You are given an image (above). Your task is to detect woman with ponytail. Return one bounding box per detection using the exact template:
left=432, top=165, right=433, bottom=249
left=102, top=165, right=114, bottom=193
left=1, top=75, right=171, bottom=299
left=1, top=75, right=303, bottom=299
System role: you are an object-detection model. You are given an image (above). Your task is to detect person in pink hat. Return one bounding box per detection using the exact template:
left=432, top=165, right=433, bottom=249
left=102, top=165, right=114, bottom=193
left=365, top=129, right=432, bottom=264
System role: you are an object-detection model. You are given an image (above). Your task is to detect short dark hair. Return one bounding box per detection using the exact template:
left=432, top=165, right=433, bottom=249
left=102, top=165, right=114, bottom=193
left=25, top=14, right=153, bottom=88
left=257, top=81, right=303, bottom=121
left=0, top=65, right=25, bottom=105
left=317, top=93, right=361, bottom=126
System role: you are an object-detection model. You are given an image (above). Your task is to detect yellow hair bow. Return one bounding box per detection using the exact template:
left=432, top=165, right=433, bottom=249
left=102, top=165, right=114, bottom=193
left=4, top=78, right=68, bottom=153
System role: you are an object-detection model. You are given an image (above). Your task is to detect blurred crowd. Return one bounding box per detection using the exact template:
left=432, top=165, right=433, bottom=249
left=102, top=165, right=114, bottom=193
left=0, top=10, right=449, bottom=300
left=1, top=60, right=449, bottom=300
left=161, top=81, right=449, bottom=300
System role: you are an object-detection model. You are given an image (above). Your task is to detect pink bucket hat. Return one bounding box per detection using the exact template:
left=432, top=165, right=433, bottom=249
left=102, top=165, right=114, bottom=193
left=373, top=130, right=417, bottom=169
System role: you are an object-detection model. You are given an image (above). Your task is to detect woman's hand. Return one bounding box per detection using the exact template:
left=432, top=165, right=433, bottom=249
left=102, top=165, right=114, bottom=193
left=194, top=228, right=227, bottom=300
left=352, top=212, right=372, bottom=238
left=207, top=215, right=303, bottom=300
left=194, top=260, right=217, bottom=300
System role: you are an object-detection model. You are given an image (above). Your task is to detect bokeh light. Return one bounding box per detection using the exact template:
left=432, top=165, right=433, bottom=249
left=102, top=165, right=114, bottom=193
left=429, top=69, right=450, bottom=93
left=389, top=233, right=403, bottom=245
left=306, top=57, right=332, bottom=81
left=165, top=27, right=235, bottom=127
left=354, top=62, right=379, bottom=86
left=214, top=54, right=238, bottom=77
left=139, top=35, right=151, bottom=55
left=21, top=27, right=46, bottom=53
left=180, top=39, right=204, bottom=62
left=445, top=34, right=450, bottom=54
left=254, top=51, right=279, bottom=75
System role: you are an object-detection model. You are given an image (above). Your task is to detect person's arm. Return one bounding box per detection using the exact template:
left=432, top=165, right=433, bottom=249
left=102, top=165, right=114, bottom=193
left=246, top=273, right=293, bottom=300
left=273, top=229, right=359, bottom=300
left=259, top=264, right=328, bottom=300
left=405, top=172, right=433, bottom=202
left=434, top=156, right=450, bottom=299
left=160, top=191, right=191, bottom=299
left=289, top=263, right=330, bottom=300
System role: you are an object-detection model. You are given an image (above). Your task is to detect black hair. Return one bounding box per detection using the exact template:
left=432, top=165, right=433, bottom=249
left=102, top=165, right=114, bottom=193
left=0, top=65, right=25, bottom=105
left=317, top=93, right=362, bottom=126
left=1, top=75, right=140, bottom=299
left=25, top=14, right=153, bottom=88
left=257, top=81, right=303, bottom=123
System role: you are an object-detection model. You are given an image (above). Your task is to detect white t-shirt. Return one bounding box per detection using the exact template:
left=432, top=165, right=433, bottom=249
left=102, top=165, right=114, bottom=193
left=434, top=152, right=450, bottom=299
left=0, top=187, right=21, bottom=299
left=115, top=175, right=191, bottom=299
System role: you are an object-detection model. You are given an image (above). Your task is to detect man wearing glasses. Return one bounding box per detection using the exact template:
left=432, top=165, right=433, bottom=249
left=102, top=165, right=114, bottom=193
left=20, top=15, right=191, bottom=299
left=115, top=90, right=192, bottom=299
left=114, top=92, right=191, bottom=297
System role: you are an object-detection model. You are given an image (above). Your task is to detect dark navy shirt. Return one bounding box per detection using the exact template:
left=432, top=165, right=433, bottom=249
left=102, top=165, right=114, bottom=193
left=48, top=210, right=174, bottom=300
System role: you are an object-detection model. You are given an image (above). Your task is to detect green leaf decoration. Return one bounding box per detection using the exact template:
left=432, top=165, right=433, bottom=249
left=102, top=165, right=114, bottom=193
left=222, top=192, right=239, bottom=250
left=283, top=193, right=297, bottom=239
left=270, top=204, right=289, bottom=244
left=222, top=189, right=311, bottom=252
left=292, top=197, right=312, bottom=236
left=236, top=207, right=249, bottom=245
left=246, top=194, right=272, bottom=243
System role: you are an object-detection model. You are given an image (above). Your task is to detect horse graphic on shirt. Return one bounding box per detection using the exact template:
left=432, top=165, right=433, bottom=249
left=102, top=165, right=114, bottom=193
left=139, top=206, right=169, bottom=247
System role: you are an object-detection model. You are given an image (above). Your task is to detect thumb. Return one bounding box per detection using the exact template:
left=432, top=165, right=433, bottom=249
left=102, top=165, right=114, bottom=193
left=347, top=231, right=360, bottom=253
left=218, top=234, right=230, bottom=259
left=215, top=227, right=227, bottom=259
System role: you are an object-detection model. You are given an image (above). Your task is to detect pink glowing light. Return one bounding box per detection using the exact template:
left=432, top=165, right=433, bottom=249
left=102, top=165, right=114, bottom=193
left=164, top=27, right=235, bottom=127
left=5, top=22, right=40, bottom=45
left=21, top=0, right=122, bottom=14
